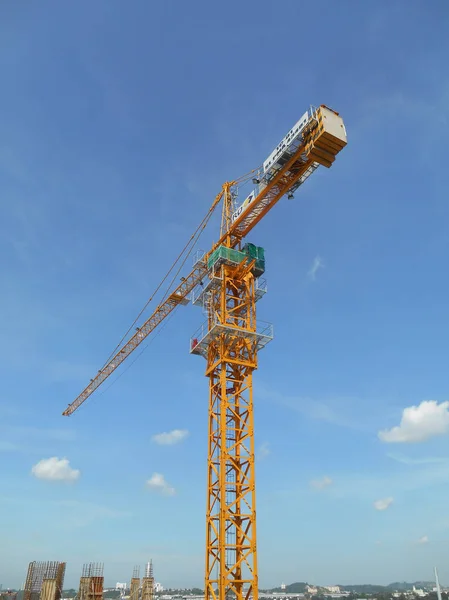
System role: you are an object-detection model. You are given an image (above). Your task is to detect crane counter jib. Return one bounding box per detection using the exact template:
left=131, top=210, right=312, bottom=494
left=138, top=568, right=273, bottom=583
left=230, top=105, right=347, bottom=227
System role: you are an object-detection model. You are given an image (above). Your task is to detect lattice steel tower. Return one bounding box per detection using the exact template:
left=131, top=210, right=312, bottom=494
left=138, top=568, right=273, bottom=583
left=190, top=187, right=272, bottom=600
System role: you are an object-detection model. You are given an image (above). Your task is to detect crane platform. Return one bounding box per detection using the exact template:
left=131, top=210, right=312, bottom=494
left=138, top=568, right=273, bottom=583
left=190, top=318, right=273, bottom=358
left=191, top=275, right=267, bottom=307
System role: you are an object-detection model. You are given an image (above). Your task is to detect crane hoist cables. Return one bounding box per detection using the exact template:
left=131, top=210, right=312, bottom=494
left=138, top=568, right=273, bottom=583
left=99, top=187, right=224, bottom=370
left=234, top=165, right=262, bottom=185
left=75, top=307, right=179, bottom=414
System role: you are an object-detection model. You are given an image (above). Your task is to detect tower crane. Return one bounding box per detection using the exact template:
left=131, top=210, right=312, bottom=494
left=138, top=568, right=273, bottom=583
left=62, top=104, right=347, bottom=600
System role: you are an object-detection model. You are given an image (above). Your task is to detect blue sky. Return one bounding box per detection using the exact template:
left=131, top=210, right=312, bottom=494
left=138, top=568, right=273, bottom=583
left=1, top=0, right=449, bottom=591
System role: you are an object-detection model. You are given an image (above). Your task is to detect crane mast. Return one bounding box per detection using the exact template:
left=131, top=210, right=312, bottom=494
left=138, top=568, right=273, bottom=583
left=192, top=198, right=266, bottom=600
left=61, top=104, right=347, bottom=600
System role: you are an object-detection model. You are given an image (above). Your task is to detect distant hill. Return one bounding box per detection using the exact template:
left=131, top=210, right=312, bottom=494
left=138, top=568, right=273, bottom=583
left=268, top=582, right=436, bottom=595
left=387, top=583, right=434, bottom=591
left=338, top=585, right=387, bottom=594
left=270, top=583, right=309, bottom=594
left=339, top=582, right=434, bottom=593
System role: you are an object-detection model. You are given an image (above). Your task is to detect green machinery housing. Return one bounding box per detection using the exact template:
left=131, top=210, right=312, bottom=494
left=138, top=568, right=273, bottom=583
left=207, top=243, right=265, bottom=278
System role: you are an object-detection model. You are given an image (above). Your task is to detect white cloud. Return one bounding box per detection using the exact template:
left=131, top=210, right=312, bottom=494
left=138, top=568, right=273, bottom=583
left=31, top=457, right=80, bottom=482
left=308, top=255, right=324, bottom=281
left=152, top=429, right=189, bottom=445
left=310, top=476, right=333, bottom=490
left=373, top=497, right=393, bottom=511
left=146, top=472, right=175, bottom=496
left=379, top=400, right=449, bottom=443
left=258, top=442, right=270, bottom=459
left=418, top=535, right=429, bottom=544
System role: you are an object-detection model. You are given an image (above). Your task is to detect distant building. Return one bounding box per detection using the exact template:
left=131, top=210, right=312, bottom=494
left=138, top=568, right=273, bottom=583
left=116, top=583, right=128, bottom=591
left=325, top=588, right=340, bottom=594
left=306, top=587, right=318, bottom=595
left=281, top=584, right=286, bottom=591
left=154, top=583, right=164, bottom=593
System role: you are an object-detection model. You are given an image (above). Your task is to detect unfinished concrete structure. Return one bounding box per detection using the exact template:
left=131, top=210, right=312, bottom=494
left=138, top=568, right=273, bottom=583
left=40, top=579, right=57, bottom=600
left=23, top=562, right=66, bottom=600
left=0, top=591, right=18, bottom=600
left=141, top=561, right=153, bottom=600
left=78, top=563, right=104, bottom=600
left=129, top=566, right=140, bottom=600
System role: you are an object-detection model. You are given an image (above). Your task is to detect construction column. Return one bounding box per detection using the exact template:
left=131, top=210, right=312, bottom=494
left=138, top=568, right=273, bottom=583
left=141, top=561, right=154, bottom=600
left=78, top=563, right=104, bottom=600
left=23, top=561, right=66, bottom=600
left=129, top=566, right=140, bottom=600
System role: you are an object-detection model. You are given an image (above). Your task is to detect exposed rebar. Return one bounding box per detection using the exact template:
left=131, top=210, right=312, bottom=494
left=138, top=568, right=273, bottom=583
left=23, top=562, right=66, bottom=600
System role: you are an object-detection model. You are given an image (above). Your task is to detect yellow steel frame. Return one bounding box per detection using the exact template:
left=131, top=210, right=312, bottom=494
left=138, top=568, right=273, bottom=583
left=61, top=103, right=347, bottom=600
left=205, top=257, right=258, bottom=600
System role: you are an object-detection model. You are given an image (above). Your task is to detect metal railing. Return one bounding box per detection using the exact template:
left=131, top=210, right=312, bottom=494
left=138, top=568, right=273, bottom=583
left=190, top=317, right=273, bottom=355
left=192, top=276, right=267, bottom=308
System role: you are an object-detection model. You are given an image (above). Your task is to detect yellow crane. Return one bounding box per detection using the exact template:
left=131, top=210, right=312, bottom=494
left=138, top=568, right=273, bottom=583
left=62, top=104, right=347, bottom=600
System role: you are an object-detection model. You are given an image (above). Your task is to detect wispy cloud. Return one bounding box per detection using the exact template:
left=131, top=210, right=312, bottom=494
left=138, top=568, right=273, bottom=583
left=0, top=427, right=76, bottom=456
left=257, top=385, right=365, bottom=431
left=310, top=476, right=333, bottom=490
left=44, top=360, right=95, bottom=384
left=258, top=442, right=270, bottom=459
left=308, top=255, right=324, bottom=281
left=14, top=426, right=76, bottom=442
left=327, top=459, right=449, bottom=503
left=56, top=500, right=131, bottom=528
left=374, top=497, right=393, bottom=511
left=379, top=400, right=449, bottom=443
left=417, top=535, right=429, bottom=544
left=387, top=453, right=449, bottom=466
left=146, top=472, right=175, bottom=496
left=152, top=429, right=189, bottom=445
left=0, top=403, right=25, bottom=418
left=0, top=441, right=18, bottom=452
left=31, top=457, right=80, bottom=482
left=297, top=398, right=349, bottom=426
